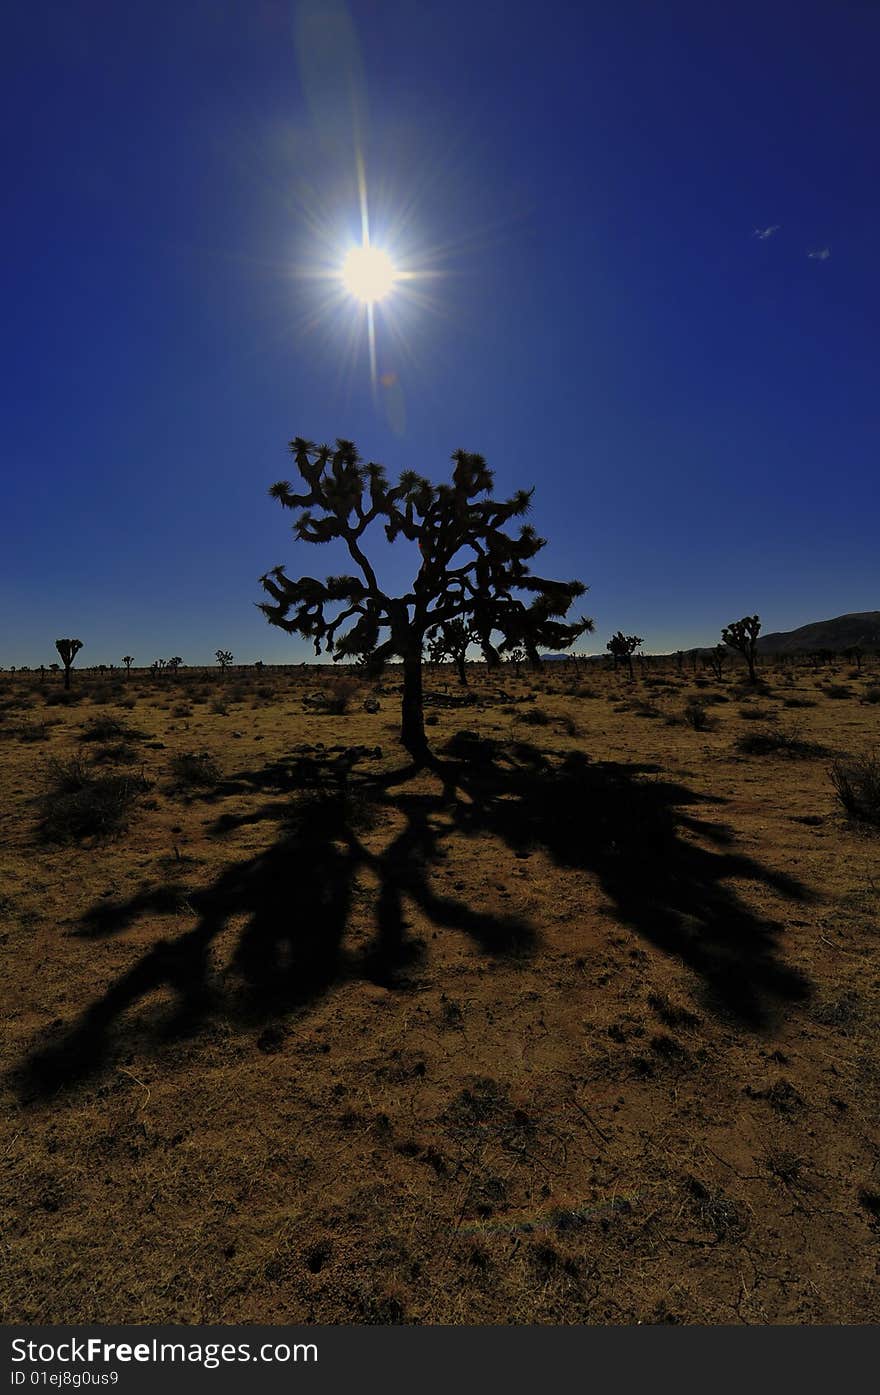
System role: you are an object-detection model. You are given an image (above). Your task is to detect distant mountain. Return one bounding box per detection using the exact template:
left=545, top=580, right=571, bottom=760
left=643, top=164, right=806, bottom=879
left=755, top=611, right=880, bottom=654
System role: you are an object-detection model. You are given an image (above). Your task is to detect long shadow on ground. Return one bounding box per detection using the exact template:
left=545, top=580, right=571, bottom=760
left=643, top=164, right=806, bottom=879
left=18, top=736, right=813, bottom=1097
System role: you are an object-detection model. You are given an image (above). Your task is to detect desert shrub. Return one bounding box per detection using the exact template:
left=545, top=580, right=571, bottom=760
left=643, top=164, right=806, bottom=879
left=40, top=756, right=149, bottom=843
left=518, top=707, right=551, bottom=726
left=44, top=689, right=80, bottom=707
left=210, top=700, right=229, bottom=716
left=682, top=698, right=711, bottom=731
left=79, top=716, right=142, bottom=744
left=735, top=727, right=824, bottom=758
left=91, top=742, right=141, bottom=765
left=557, top=714, right=581, bottom=737
left=783, top=696, right=816, bottom=709
left=18, top=721, right=51, bottom=743
left=862, top=687, right=880, bottom=705
left=169, top=751, right=222, bottom=788
left=738, top=706, right=777, bottom=721
left=823, top=684, right=853, bottom=700
left=830, top=754, right=880, bottom=826
left=171, top=703, right=193, bottom=717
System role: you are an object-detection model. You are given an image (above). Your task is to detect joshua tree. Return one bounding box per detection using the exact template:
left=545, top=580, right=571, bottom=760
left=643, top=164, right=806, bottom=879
left=166, top=656, right=183, bottom=676
left=122, top=656, right=134, bottom=675
left=721, top=614, right=761, bottom=684
left=506, top=646, right=526, bottom=675
left=606, top=631, right=642, bottom=682
left=426, top=617, right=475, bottom=686
left=707, top=644, right=727, bottom=681
left=846, top=645, right=864, bottom=672
left=215, top=649, right=233, bottom=675
left=259, top=438, right=592, bottom=762
left=54, top=638, right=83, bottom=691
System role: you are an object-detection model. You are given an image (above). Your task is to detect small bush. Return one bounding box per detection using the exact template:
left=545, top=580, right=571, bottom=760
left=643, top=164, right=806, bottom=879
left=91, top=742, right=141, bottom=766
left=738, top=706, right=777, bottom=722
left=79, top=716, right=142, bottom=744
left=44, top=689, right=80, bottom=707
left=518, top=707, right=551, bottom=726
left=862, top=687, right=880, bottom=705
left=823, top=684, right=853, bottom=700
left=783, top=696, right=816, bottom=709
left=683, top=699, right=712, bottom=731
left=830, top=754, right=880, bottom=827
left=18, top=721, right=51, bottom=743
left=735, top=727, right=824, bottom=758
left=210, top=700, right=229, bottom=716
left=169, top=751, right=222, bottom=788
left=40, top=756, right=149, bottom=843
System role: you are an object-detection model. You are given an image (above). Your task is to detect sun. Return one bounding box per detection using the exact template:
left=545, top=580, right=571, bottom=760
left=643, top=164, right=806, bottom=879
left=341, top=244, right=396, bottom=303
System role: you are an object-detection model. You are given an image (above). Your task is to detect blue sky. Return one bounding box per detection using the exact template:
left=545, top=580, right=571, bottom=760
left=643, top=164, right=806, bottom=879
left=2, top=0, right=877, bottom=668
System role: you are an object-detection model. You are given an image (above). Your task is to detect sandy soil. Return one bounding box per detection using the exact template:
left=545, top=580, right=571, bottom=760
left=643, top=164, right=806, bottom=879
left=1, top=657, right=878, bottom=1324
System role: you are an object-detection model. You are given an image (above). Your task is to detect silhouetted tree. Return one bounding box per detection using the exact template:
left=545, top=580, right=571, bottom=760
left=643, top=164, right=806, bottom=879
left=722, top=615, right=761, bottom=684
left=506, top=646, right=526, bottom=675
left=122, top=655, right=134, bottom=676
left=606, top=631, right=642, bottom=681
left=166, top=656, right=183, bottom=676
left=427, top=617, right=475, bottom=686
left=55, top=638, right=83, bottom=691
left=260, top=438, right=593, bottom=762
left=846, top=645, right=864, bottom=672
left=215, top=650, right=233, bottom=675
left=707, top=644, right=727, bottom=681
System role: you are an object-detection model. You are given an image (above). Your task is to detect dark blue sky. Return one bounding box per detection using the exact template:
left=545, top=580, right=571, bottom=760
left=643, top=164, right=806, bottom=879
left=2, top=0, right=877, bottom=667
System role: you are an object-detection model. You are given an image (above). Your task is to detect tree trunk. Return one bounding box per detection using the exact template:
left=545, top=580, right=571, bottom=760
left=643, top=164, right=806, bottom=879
left=455, top=655, right=467, bottom=686
left=63, top=664, right=71, bottom=691
left=401, top=649, right=429, bottom=763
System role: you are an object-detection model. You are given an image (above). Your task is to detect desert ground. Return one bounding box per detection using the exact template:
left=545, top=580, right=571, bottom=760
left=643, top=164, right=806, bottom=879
left=1, top=656, right=878, bottom=1324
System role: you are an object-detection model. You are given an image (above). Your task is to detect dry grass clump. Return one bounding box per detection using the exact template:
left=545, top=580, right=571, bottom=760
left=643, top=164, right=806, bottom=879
left=79, top=716, right=143, bottom=745
left=830, top=753, right=880, bottom=827
left=39, top=755, right=149, bottom=843
left=735, top=727, right=825, bottom=758
left=681, top=698, right=713, bottom=731
left=168, top=750, right=222, bottom=788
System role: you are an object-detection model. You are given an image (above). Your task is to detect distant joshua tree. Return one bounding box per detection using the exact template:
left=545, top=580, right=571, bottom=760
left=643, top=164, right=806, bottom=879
left=426, top=617, right=476, bottom=686
left=721, top=615, right=761, bottom=684
left=122, top=656, right=134, bottom=675
left=54, top=638, right=83, bottom=691
left=845, top=645, right=864, bottom=672
left=259, top=437, right=592, bottom=763
left=166, top=656, right=183, bottom=676
left=216, top=650, right=234, bottom=674
left=707, top=644, right=727, bottom=681
left=606, top=631, right=643, bottom=682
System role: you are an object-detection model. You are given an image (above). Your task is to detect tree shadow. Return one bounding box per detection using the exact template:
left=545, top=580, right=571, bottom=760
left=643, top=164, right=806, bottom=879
left=437, top=734, right=813, bottom=1024
left=17, top=736, right=813, bottom=1098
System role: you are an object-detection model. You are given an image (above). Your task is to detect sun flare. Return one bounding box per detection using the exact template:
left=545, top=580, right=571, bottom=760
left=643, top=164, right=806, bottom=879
left=341, top=244, right=396, bottom=303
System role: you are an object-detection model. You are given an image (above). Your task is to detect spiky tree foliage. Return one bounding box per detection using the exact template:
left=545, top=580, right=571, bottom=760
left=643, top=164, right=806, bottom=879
left=721, top=615, right=761, bottom=684
left=166, top=656, right=183, bottom=676
left=260, top=438, right=593, bottom=761
left=55, top=638, right=83, bottom=691
left=215, top=650, right=233, bottom=674
left=426, top=617, right=476, bottom=686
left=122, top=656, right=134, bottom=675
left=606, top=631, right=642, bottom=682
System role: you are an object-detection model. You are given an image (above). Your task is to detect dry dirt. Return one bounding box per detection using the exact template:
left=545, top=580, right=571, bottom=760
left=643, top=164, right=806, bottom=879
left=1, top=658, right=879, bottom=1324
